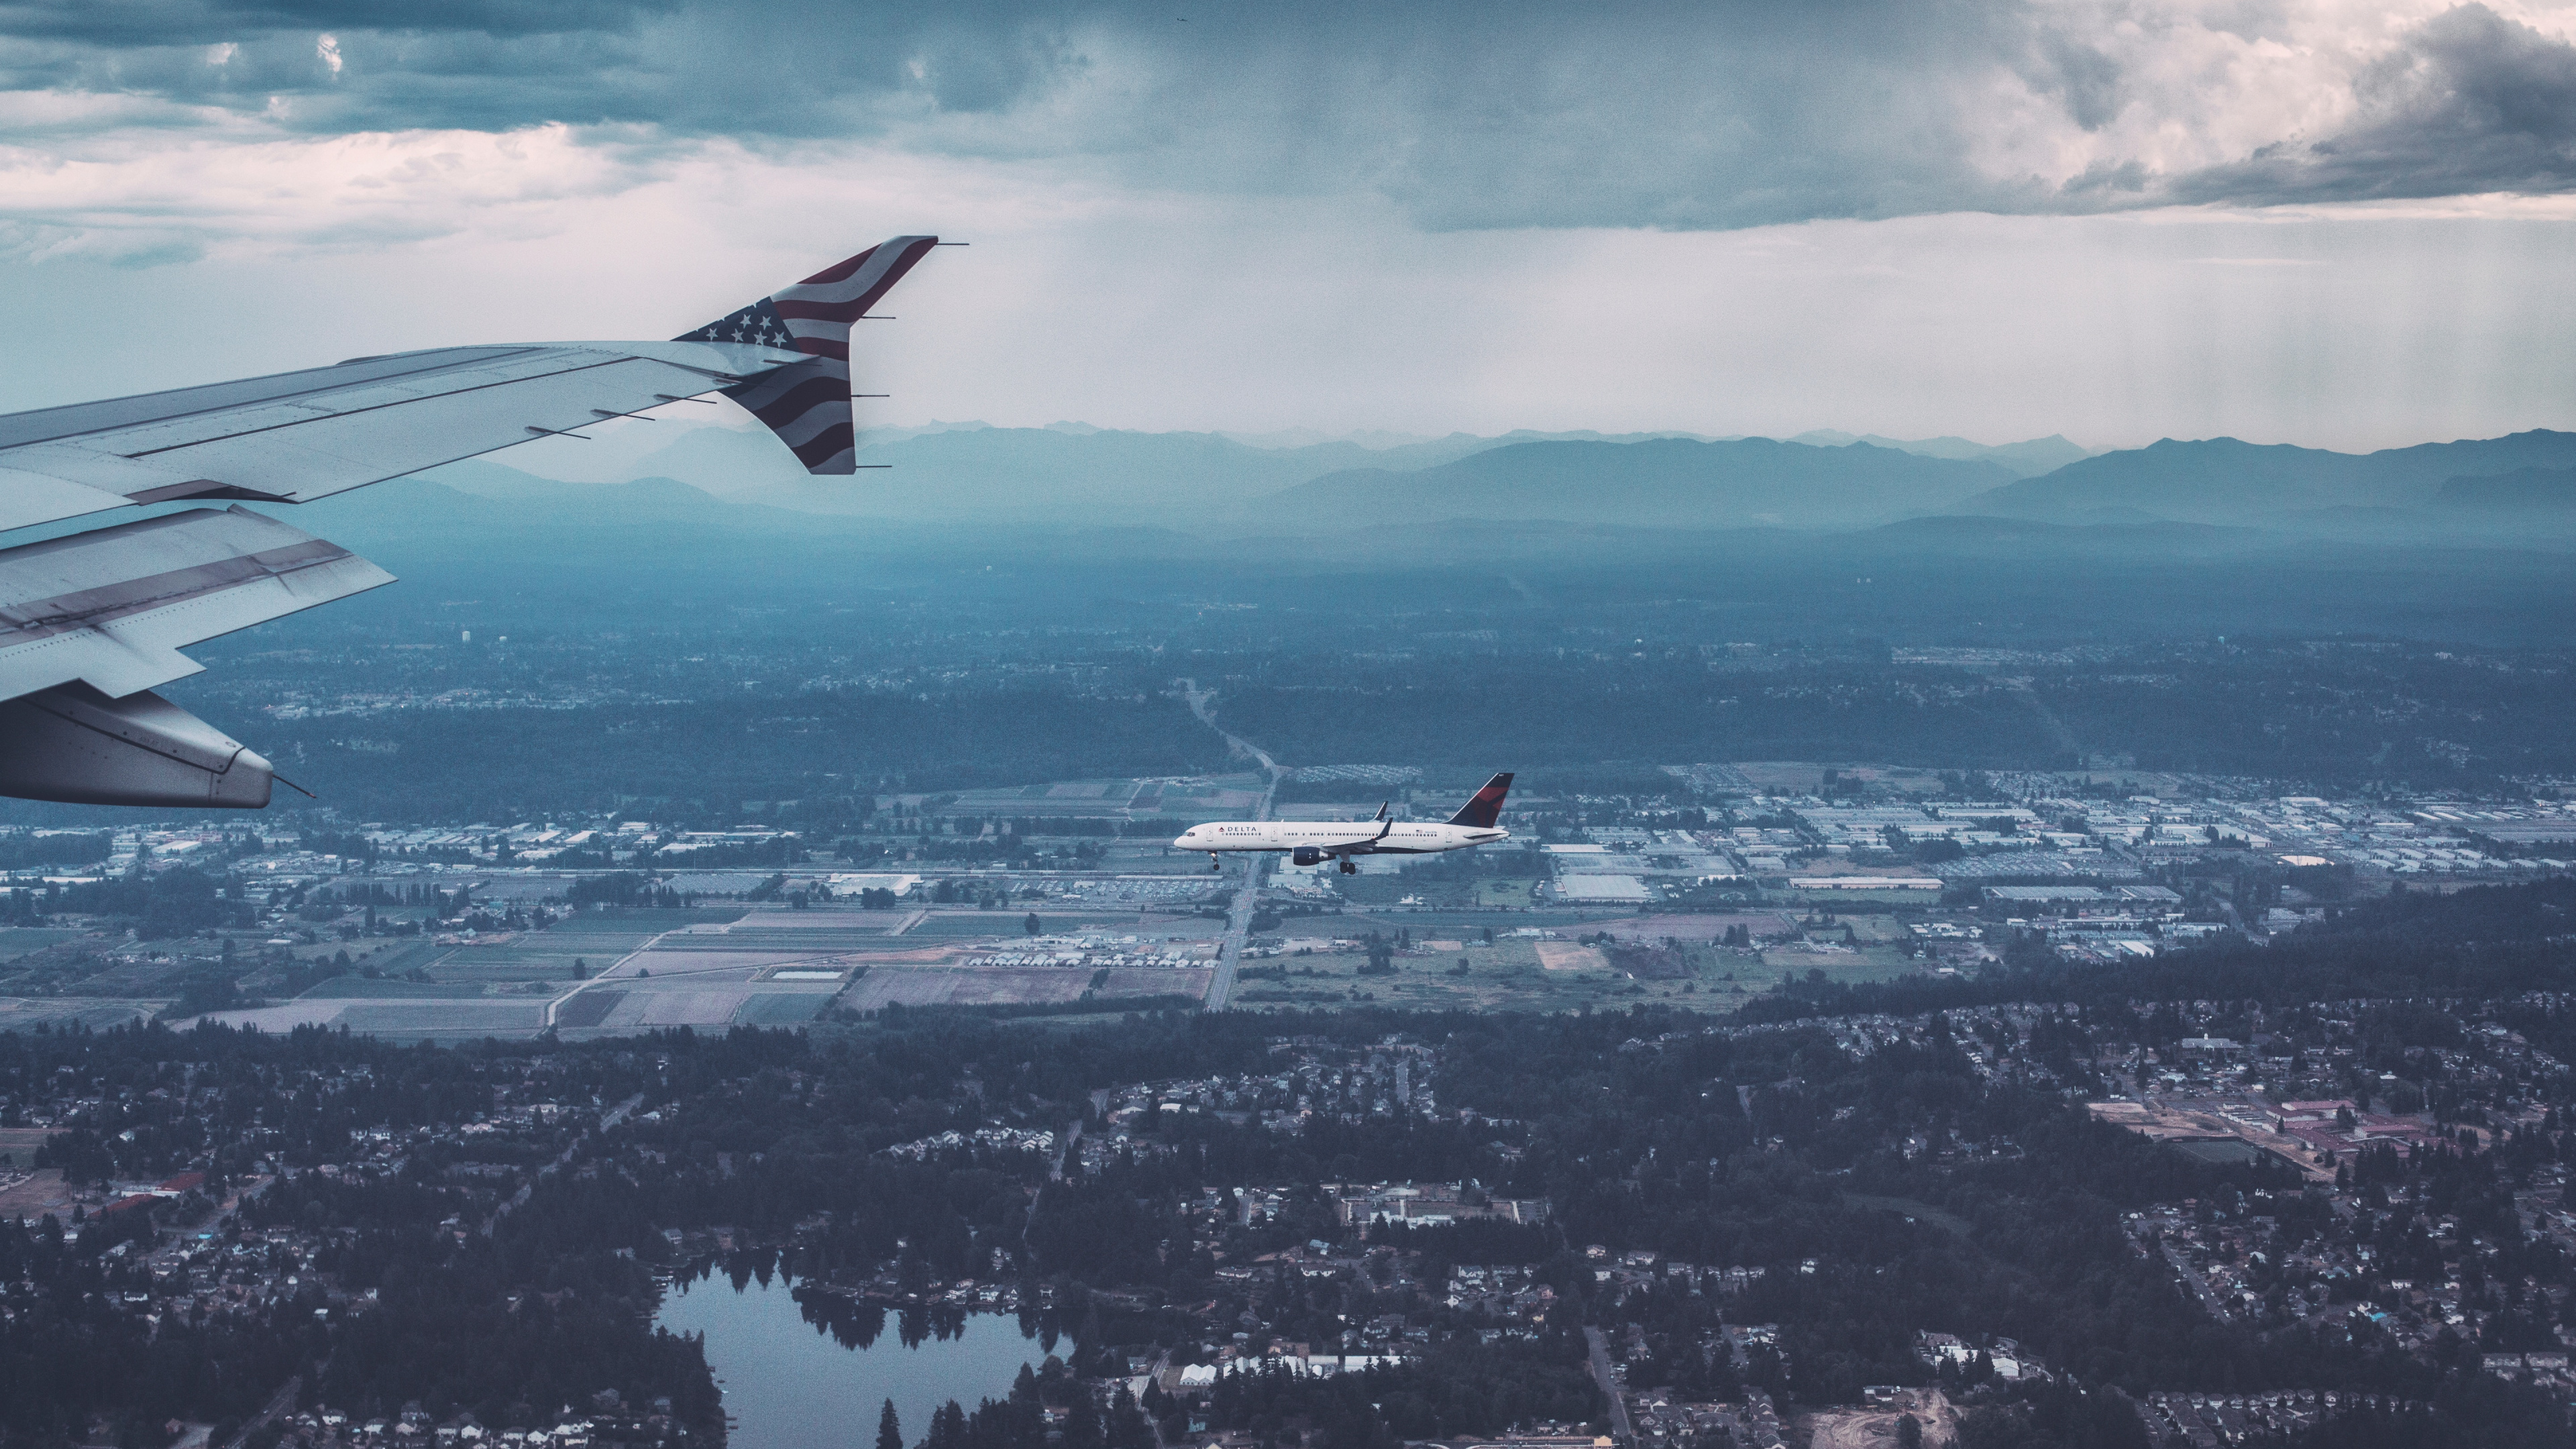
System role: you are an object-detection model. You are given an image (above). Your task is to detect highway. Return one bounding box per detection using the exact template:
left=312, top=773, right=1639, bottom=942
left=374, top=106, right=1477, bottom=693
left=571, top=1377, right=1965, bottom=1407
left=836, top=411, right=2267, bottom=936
left=1180, top=680, right=1284, bottom=1012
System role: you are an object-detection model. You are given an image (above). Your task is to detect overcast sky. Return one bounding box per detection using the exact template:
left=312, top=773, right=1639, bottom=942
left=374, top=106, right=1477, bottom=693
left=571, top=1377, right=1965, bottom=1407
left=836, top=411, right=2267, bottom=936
left=5, top=1, right=2576, bottom=450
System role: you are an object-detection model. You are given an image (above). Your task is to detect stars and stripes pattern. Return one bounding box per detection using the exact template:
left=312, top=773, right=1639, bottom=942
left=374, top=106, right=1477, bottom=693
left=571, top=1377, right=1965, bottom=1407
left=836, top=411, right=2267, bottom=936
left=674, top=235, right=938, bottom=474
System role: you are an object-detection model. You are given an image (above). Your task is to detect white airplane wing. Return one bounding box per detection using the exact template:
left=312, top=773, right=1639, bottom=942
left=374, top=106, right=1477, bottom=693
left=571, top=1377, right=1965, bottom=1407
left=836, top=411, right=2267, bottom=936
left=1316, top=814, right=1397, bottom=852
left=0, top=236, right=941, bottom=808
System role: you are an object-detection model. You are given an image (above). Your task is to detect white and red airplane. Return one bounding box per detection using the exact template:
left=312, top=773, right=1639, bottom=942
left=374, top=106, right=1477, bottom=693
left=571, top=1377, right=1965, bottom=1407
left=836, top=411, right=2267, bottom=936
left=1173, top=773, right=1513, bottom=875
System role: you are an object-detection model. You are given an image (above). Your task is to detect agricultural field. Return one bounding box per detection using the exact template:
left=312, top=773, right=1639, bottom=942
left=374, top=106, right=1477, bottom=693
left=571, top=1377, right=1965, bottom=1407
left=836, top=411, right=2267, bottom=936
left=1230, top=935, right=1768, bottom=1014
left=0, top=928, right=87, bottom=962
left=935, top=773, right=1267, bottom=822
left=1327, top=871, right=1544, bottom=909
left=1754, top=943, right=1923, bottom=984
left=840, top=965, right=1212, bottom=1011
left=187, top=907, right=827, bottom=1041
left=0, top=998, right=156, bottom=1032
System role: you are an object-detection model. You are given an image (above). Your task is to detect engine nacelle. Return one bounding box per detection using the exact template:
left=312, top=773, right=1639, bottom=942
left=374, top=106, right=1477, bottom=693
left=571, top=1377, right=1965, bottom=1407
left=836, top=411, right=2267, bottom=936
left=1291, top=847, right=1324, bottom=867
left=0, top=682, right=273, bottom=808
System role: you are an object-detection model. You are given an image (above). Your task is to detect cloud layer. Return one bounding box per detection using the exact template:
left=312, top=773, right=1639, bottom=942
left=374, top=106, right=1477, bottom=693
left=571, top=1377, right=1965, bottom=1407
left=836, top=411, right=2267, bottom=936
left=7, top=0, right=2576, bottom=242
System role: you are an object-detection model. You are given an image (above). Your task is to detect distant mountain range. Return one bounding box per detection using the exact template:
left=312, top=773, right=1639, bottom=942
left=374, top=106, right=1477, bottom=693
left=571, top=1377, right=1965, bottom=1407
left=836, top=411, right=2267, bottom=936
left=1258, top=438, right=2014, bottom=531
left=1952, top=431, right=2576, bottom=529
left=1785, top=430, right=2093, bottom=476
left=376, top=419, right=2576, bottom=548
left=458, top=420, right=2091, bottom=531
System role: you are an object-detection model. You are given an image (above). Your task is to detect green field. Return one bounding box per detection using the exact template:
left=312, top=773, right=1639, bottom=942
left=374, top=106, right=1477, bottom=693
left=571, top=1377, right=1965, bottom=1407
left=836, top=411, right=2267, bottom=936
left=1754, top=944, right=1923, bottom=985
left=1233, top=937, right=1758, bottom=1014
left=1334, top=908, right=1635, bottom=933
left=298, top=978, right=517, bottom=1000
left=899, top=914, right=1052, bottom=939
left=0, top=928, right=85, bottom=962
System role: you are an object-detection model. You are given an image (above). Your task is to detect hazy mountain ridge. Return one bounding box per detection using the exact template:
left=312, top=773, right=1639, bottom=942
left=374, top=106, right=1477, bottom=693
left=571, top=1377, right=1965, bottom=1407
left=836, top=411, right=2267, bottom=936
left=1789, top=430, right=2093, bottom=476
left=484, top=417, right=2091, bottom=527
left=341, top=423, right=2576, bottom=549
left=2438, top=466, right=2576, bottom=511
left=1954, top=430, right=2576, bottom=526
left=1256, top=437, right=2016, bottom=531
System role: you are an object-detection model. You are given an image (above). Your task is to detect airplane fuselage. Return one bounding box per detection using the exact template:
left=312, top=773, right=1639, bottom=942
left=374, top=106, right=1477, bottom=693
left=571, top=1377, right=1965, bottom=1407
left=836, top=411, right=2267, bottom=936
left=1172, top=820, right=1507, bottom=857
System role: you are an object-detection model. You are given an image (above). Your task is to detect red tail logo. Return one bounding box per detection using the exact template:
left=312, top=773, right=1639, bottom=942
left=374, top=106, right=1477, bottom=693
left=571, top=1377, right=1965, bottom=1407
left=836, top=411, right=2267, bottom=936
left=1447, top=772, right=1514, bottom=828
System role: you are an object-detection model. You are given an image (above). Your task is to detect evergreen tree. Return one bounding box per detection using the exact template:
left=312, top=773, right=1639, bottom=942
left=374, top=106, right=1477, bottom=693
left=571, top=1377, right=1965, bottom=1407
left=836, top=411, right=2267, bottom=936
left=1065, top=1389, right=1104, bottom=1449
left=877, top=1399, right=902, bottom=1449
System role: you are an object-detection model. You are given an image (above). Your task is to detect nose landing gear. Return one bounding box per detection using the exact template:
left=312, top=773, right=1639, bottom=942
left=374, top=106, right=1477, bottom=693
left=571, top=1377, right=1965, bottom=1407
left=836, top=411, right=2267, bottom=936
left=1210, top=853, right=1222, bottom=872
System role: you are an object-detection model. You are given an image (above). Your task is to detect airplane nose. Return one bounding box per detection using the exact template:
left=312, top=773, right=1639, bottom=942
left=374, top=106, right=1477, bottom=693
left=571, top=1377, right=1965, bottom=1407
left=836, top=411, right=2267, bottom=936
left=1171, top=830, right=1195, bottom=848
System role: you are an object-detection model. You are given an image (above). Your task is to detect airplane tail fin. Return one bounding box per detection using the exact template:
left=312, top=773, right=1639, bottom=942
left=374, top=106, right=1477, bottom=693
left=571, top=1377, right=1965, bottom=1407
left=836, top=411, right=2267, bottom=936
left=1446, top=772, right=1513, bottom=828
left=1374, top=801, right=1390, bottom=822
left=674, top=235, right=940, bottom=474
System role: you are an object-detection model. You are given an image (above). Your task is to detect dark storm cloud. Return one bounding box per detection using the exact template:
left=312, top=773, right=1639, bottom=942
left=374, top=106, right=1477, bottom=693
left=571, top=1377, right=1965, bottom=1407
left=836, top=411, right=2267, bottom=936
left=7, top=1, right=2576, bottom=226
left=0, top=1, right=675, bottom=45
left=2175, top=5, right=2576, bottom=203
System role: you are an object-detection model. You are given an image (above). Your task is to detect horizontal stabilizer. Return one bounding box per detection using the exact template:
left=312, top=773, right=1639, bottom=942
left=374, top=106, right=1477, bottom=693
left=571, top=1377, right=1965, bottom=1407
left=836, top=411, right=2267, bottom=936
left=0, top=506, right=394, bottom=702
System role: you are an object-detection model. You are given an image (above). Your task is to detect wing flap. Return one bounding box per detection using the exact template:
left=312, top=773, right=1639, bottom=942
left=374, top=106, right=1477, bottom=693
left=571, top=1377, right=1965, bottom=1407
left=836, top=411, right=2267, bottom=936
left=0, top=339, right=798, bottom=534
left=0, top=466, right=132, bottom=534
left=128, top=353, right=726, bottom=501
left=0, top=506, right=394, bottom=702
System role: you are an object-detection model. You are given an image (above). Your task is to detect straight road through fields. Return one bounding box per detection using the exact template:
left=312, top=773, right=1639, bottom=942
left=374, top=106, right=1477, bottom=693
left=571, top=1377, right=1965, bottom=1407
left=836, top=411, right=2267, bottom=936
left=1180, top=680, right=1283, bottom=1012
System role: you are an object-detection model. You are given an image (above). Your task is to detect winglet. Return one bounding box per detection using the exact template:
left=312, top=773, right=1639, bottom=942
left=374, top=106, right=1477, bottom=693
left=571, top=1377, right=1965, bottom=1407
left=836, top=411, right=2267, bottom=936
left=1374, top=801, right=1390, bottom=822
left=675, top=236, right=939, bottom=475
left=1446, top=772, right=1513, bottom=828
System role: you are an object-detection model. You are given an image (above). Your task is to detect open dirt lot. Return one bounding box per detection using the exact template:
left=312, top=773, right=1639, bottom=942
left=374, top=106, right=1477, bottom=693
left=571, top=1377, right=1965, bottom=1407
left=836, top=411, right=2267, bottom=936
left=1534, top=942, right=1608, bottom=971
left=1802, top=1389, right=1960, bottom=1449
left=0, top=1168, right=76, bottom=1218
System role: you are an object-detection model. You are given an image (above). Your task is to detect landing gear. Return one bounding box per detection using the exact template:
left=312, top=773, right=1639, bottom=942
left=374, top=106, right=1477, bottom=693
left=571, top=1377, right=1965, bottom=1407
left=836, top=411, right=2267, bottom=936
left=1210, top=854, right=1222, bottom=872
left=1339, top=859, right=1357, bottom=875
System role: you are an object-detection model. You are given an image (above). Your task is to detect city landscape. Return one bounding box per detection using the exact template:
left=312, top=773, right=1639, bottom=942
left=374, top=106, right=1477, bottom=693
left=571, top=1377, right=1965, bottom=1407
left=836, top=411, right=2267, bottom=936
left=13, top=2, right=2576, bottom=1446
left=5, top=702, right=2576, bottom=1448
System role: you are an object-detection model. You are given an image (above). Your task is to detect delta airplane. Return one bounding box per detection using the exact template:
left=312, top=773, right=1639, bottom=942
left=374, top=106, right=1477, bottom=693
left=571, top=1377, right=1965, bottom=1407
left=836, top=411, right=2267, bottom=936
left=1173, top=773, right=1513, bottom=874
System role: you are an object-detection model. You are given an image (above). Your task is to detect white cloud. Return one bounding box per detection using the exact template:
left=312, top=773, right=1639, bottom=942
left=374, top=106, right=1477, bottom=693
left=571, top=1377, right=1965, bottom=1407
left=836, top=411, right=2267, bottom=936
left=0, top=121, right=674, bottom=262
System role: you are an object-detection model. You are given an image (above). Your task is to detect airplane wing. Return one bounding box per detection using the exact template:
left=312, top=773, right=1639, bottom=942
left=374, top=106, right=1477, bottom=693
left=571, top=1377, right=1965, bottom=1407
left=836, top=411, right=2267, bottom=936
left=1319, top=815, right=1397, bottom=853
left=0, top=236, right=941, bottom=808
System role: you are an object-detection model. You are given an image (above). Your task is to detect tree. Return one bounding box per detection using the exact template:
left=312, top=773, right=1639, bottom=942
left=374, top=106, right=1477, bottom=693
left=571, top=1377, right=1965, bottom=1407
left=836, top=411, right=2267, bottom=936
left=1107, top=1387, right=1152, bottom=1449
left=922, top=1401, right=967, bottom=1449
left=1025, top=913, right=1043, bottom=936
left=876, top=1399, right=902, bottom=1449
left=1065, top=1389, right=1104, bottom=1449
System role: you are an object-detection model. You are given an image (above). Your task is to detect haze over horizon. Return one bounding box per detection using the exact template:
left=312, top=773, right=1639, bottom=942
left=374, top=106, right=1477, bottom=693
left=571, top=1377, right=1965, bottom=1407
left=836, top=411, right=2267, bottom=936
left=5, top=2, right=2576, bottom=452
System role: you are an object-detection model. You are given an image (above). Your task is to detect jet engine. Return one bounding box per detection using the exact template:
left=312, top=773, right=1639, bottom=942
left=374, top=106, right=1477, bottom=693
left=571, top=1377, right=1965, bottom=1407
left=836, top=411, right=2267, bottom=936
left=0, top=683, right=273, bottom=808
left=1291, top=847, right=1324, bottom=867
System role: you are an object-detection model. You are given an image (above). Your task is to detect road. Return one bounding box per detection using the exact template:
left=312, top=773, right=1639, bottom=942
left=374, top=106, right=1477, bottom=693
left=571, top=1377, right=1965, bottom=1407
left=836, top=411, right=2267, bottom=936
left=2160, top=1238, right=2235, bottom=1323
left=1179, top=680, right=1285, bottom=1012
left=1049, top=1120, right=1081, bottom=1181
left=1582, top=1327, right=1633, bottom=1446
left=220, top=1375, right=300, bottom=1449
left=486, top=1092, right=645, bottom=1233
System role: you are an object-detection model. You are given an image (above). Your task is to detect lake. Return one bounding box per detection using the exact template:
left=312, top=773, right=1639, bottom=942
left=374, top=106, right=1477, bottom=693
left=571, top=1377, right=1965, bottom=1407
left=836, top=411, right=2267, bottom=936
left=656, top=1275, right=1053, bottom=1449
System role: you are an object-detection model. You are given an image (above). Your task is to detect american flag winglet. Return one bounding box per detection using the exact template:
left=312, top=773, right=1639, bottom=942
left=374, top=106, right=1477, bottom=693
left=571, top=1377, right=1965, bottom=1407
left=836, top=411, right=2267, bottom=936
left=674, top=235, right=938, bottom=474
